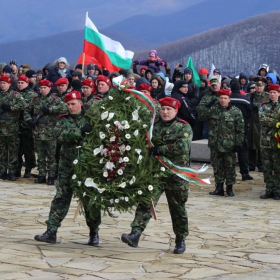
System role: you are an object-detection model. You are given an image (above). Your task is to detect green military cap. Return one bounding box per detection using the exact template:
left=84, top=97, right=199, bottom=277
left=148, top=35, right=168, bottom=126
left=253, top=76, right=267, bottom=85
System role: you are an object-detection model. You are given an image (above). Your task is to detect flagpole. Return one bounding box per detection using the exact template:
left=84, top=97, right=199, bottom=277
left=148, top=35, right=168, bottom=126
left=81, top=11, right=88, bottom=77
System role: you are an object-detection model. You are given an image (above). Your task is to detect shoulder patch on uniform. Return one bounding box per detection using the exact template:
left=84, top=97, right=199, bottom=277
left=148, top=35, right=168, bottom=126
left=178, top=118, right=189, bottom=124
left=58, top=113, right=69, bottom=118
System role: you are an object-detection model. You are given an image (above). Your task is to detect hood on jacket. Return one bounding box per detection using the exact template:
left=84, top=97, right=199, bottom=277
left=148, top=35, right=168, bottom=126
left=266, top=73, right=277, bottom=84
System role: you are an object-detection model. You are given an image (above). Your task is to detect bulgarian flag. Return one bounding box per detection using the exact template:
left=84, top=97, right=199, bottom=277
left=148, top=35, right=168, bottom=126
left=81, top=12, right=134, bottom=72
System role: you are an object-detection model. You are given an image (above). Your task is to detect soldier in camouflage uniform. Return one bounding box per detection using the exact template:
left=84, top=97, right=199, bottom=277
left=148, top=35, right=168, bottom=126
left=121, top=97, right=193, bottom=254
left=16, top=75, right=37, bottom=178
left=259, top=84, right=280, bottom=200
left=94, top=75, right=111, bottom=101
left=34, top=90, right=101, bottom=245
left=24, top=80, right=67, bottom=185
left=81, top=79, right=97, bottom=110
left=197, top=89, right=244, bottom=197
left=0, top=76, right=27, bottom=180
left=53, top=77, right=70, bottom=100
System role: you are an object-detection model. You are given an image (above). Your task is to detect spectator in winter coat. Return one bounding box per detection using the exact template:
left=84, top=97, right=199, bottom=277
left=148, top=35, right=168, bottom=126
left=150, top=75, right=166, bottom=100
left=257, top=64, right=269, bottom=77
left=144, top=69, right=154, bottom=83
left=239, top=72, right=248, bottom=92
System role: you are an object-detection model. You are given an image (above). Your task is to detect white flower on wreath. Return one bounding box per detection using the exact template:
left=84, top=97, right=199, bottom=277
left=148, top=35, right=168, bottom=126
left=124, top=124, right=130, bottom=129
left=125, top=96, right=131, bottom=101
left=137, top=155, right=143, bottom=164
left=138, top=190, right=143, bottom=195
left=125, top=197, right=129, bottom=202
left=101, top=148, right=108, bottom=156
left=129, top=176, right=136, bottom=185
left=103, top=171, right=108, bottom=177
left=105, top=161, right=115, bottom=171
left=119, top=144, right=126, bottom=152
left=119, top=182, right=126, bottom=188
left=77, top=181, right=81, bottom=186
left=108, top=96, right=113, bottom=100
left=143, top=124, right=148, bottom=128
left=99, top=158, right=104, bottom=164
left=132, top=109, right=139, bottom=121
left=134, top=129, right=139, bottom=136
left=107, top=112, right=114, bottom=121
left=160, top=167, right=166, bottom=172
left=148, top=185, right=153, bottom=191
left=72, top=174, right=77, bottom=180
left=115, top=199, right=119, bottom=203
left=120, top=196, right=124, bottom=200
left=123, top=157, right=129, bottom=162
left=76, top=146, right=81, bottom=149
left=125, top=145, right=131, bottom=151
left=110, top=136, right=116, bottom=142
left=125, top=134, right=131, bottom=139
left=119, top=157, right=124, bottom=163
left=83, top=192, right=86, bottom=197
left=110, top=199, right=114, bottom=204
left=73, top=159, right=78, bottom=165
left=105, top=124, right=110, bottom=128
left=121, top=120, right=128, bottom=125
left=117, top=169, right=123, bottom=175
left=99, top=132, right=106, bottom=139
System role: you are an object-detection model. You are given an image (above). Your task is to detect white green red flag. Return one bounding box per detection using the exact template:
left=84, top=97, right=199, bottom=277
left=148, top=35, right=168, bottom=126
left=81, top=12, right=134, bottom=72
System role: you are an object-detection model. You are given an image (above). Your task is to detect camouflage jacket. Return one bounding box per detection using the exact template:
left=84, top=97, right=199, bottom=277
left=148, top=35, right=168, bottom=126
left=196, top=89, right=218, bottom=121
left=259, top=100, right=280, bottom=149
left=17, top=87, right=38, bottom=130
left=153, top=117, right=193, bottom=167
left=0, top=88, right=27, bottom=136
left=205, top=103, right=244, bottom=152
left=82, top=94, right=98, bottom=110
left=24, top=93, right=67, bottom=140
left=54, top=110, right=89, bottom=177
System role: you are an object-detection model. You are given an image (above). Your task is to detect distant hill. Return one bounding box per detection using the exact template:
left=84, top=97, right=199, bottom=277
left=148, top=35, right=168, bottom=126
left=102, top=0, right=280, bottom=47
left=134, top=11, right=280, bottom=76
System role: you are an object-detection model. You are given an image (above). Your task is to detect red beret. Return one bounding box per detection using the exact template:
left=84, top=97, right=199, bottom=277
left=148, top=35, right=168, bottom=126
left=140, top=66, right=148, bottom=73
left=217, top=89, right=232, bottom=97
left=268, top=84, right=280, bottom=92
left=137, top=83, right=151, bottom=92
left=95, top=75, right=111, bottom=86
left=158, top=97, right=181, bottom=109
left=64, top=90, right=82, bottom=103
left=81, top=79, right=94, bottom=88
left=38, top=80, right=53, bottom=88
left=0, top=75, right=13, bottom=84
left=18, top=75, right=29, bottom=84
left=55, top=78, right=69, bottom=85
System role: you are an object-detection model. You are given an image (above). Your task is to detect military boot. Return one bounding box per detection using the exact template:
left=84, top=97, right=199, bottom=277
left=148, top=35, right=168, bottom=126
left=88, top=230, right=99, bottom=246
left=15, top=170, right=21, bottom=177
left=209, top=183, right=224, bottom=196
left=174, top=239, right=186, bottom=254
left=121, top=231, right=141, bottom=248
left=226, top=185, right=234, bottom=197
left=274, top=192, right=280, bottom=200
left=0, top=171, right=7, bottom=180
left=34, top=229, right=57, bottom=244
left=8, top=173, right=16, bottom=181
left=34, top=176, right=46, bottom=184
left=242, top=174, right=253, bottom=181
left=47, top=177, right=55, bottom=185
left=23, top=169, right=31, bottom=178
left=260, top=191, right=274, bottom=199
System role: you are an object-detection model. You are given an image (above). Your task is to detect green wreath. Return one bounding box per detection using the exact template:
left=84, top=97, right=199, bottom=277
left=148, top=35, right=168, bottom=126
left=71, top=87, right=168, bottom=217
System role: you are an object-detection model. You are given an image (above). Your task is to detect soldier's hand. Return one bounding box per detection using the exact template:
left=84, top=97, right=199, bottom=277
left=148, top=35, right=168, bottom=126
left=81, top=124, right=92, bottom=137
left=27, top=120, right=36, bottom=129
left=149, top=145, right=159, bottom=156
left=1, top=104, right=12, bottom=111
left=42, top=106, right=50, bottom=113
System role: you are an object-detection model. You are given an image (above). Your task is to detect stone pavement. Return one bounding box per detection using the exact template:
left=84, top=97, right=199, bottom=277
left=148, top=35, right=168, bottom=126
left=0, top=165, right=280, bottom=280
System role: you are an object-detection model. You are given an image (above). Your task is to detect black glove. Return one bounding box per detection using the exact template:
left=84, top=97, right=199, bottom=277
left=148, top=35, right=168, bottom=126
left=232, top=146, right=243, bottom=153
left=149, top=145, right=159, bottom=156
left=81, top=124, right=92, bottom=137
left=205, top=99, right=216, bottom=108
left=41, top=106, right=50, bottom=114
left=27, top=120, right=36, bottom=129
left=1, top=104, right=12, bottom=111
left=133, top=60, right=139, bottom=66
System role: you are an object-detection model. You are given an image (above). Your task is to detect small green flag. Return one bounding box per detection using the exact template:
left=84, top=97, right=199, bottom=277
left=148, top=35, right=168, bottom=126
left=186, top=57, right=201, bottom=87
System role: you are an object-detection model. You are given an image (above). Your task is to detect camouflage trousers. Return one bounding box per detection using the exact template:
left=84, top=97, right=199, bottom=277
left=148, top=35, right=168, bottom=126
left=211, top=149, right=236, bottom=185
left=46, top=175, right=101, bottom=232
left=0, top=134, right=19, bottom=173
left=17, top=129, right=36, bottom=172
left=261, top=147, right=280, bottom=194
left=131, top=182, right=189, bottom=240
left=35, top=139, right=57, bottom=177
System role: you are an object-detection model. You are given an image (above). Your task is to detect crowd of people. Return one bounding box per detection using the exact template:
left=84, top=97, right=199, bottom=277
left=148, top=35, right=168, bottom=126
left=0, top=51, right=279, bottom=253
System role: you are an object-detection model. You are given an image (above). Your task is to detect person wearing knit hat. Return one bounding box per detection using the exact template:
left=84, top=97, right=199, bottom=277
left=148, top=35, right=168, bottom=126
left=34, top=87, right=102, bottom=247
left=121, top=93, right=192, bottom=254
left=75, top=64, right=83, bottom=73
left=0, top=62, right=7, bottom=75
left=87, top=63, right=95, bottom=76
left=24, top=78, right=67, bottom=186
left=15, top=75, right=38, bottom=179
left=201, top=87, right=245, bottom=197
left=259, top=84, right=280, bottom=200
left=139, top=66, right=148, bottom=77
left=0, top=73, right=27, bottom=181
